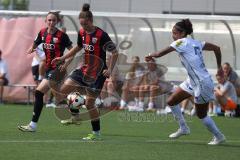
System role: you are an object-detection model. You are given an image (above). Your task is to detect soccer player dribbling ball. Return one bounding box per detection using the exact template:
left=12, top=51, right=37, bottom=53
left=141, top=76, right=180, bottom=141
left=18, top=11, right=73, bottom=132
left=52, top=3, right=118, bottom=141
left=145, top=19, right=225, bottom=145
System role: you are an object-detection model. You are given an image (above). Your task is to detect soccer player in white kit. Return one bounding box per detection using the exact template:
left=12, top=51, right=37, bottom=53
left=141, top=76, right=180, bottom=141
left=145, top=19, right=225, bottom=145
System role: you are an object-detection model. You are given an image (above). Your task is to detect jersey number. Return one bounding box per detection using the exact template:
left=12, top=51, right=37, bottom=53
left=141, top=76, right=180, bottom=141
left=194, top=46, right=206, bottom=69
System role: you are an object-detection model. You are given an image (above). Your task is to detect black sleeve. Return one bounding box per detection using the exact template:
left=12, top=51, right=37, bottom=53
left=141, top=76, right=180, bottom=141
left=33, top=31, right=42, bottom=46
left=62, top=33, right=72, bottom=48
left=101, top=32, right=116, bottom=52
left=77, top=31, right=83, bottom=48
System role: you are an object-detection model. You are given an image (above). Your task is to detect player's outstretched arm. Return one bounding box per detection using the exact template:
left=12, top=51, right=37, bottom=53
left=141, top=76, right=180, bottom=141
left=145, top=46, right=175, bottom=62
left=26, top=43, right=38, bottom=54
left=51, top=45, right=82, bottom=65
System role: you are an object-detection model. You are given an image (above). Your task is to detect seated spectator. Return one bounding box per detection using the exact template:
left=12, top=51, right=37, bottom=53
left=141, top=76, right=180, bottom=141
left=131, top=59, right=170, bottom=111
left=214, top=73, right=237, bottom=117
left=222, top=62, right=240, bottom=96
left=0, top=49, right=9, bottom=103
left=119, top=56, right=145, bottom=110
left=100, top=55, right=123, bottom=106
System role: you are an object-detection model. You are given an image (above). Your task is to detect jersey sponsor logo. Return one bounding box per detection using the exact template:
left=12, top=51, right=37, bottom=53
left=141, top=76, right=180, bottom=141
left=176, top=40, right=183, bottom=47
left=53, top=37, right=58, bottom=43
left=43, top=43, right=55, bottom=50
left=83, top=44, right=94, bottom=51
left=92, top=37, right=98, bottom=44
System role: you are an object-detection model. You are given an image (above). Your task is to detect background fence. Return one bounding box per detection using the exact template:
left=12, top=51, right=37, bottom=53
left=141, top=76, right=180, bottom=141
left=0, top=10, right=240, bottom=102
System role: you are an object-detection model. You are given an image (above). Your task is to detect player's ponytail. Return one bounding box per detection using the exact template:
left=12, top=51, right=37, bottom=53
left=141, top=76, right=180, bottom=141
left=82, top=3, right=90, bottom=12
left=79, top=3, right=93, bottom=22
left=175, top=19, right=193, bottom=36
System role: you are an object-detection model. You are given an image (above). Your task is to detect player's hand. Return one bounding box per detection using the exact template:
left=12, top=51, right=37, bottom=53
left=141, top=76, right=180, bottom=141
left=52, top=57, right=63, bottom=65
left=58, top=63, right=67, bottom=72
left=26, top=47, right=35, bottom=54
left=145, top=54, right=154, bottom=62
left=102, top=69, right=110, bottom=78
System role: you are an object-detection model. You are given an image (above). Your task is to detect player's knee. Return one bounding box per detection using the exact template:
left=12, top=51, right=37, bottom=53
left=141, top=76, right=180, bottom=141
left=85, top=97, right=96, bottom=109
left=166, top=94, right=181, bottom=106
left=214, top=92, right=220, bottom=97
left=166, top=97, right=175, bottom=106
left=107, top=82, right=114, bottom=89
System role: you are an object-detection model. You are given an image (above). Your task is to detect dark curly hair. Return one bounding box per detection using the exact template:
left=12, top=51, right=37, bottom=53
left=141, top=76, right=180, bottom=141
left=175, top=19, right=193, bottom=36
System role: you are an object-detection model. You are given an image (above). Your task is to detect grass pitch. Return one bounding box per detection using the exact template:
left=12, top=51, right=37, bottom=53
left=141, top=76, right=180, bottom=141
left=0, top=104, right=239, bottom=160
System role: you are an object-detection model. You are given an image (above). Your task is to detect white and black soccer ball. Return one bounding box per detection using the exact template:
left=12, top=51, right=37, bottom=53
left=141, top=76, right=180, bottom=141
left=67, top=92, right=85, bottom=109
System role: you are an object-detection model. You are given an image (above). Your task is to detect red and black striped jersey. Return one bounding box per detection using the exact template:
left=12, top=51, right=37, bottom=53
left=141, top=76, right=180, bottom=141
left=77, top=27, right=116, bottom=79
left=34, top=28, right=72, bottom=70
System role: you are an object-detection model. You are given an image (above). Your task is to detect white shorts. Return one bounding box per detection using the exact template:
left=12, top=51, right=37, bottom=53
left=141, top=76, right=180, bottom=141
left=180, top=78, right=214, bottom=104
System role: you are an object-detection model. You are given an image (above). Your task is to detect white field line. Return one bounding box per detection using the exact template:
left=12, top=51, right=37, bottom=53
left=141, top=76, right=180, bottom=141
left=0, top=140, right=103, bottom=143
left=0, top=139, right=240, bottom=144
left=146, top=139, right=240, bottom=143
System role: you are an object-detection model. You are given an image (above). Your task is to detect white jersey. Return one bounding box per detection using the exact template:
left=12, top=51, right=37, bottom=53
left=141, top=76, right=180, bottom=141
left=170, top=38, right=210, bottom=87
left=31, top=44, right=46, bottom=66
left=0, top=60, right=9, bottom=80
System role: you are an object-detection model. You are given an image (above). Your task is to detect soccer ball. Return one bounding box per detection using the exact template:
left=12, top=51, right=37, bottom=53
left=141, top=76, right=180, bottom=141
left=67, top=92, right=85, bottom=109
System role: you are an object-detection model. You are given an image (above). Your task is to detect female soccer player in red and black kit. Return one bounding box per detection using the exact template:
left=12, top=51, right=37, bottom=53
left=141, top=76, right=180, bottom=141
left=18, top=11, right=73, bottom=132
left=52, top=3, right=118, bottom=140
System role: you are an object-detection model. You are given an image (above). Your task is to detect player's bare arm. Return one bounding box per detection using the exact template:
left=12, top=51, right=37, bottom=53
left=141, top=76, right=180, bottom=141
left=145, top=46, right=175, bottom=62
left=103, top=49, right=118, bottom=78
left=52, top=45, right=82, bottom=65
left=26, top=43, right=38, bottom=54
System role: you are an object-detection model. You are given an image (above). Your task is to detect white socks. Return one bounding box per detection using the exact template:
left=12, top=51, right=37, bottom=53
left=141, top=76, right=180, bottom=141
left=29, top=121, right=37, bottom=129
left=134, top=98, right=139, bottom=104
left=148, top=102, right=154, bottom=109
left=93, top=130, right=100, bottom=135
left=138, top=101, right=144, bottom=108
left=181, top=107, right=184, bottom=113
left=120, top=99, right=127, bottom=108
left=201, top=116, right=222, bottom=137
left=38, top=75, right=43, bottom=81
left=170, top=104, right=189, bottom=130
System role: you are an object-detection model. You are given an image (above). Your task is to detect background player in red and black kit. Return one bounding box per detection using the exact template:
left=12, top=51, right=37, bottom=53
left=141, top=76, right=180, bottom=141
left=52, top=3, right=118, bottom=140
left=18, top=11, right=73, bottom=132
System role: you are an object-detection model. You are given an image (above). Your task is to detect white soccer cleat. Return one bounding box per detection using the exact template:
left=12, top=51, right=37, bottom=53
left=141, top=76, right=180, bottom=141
left=208, top=134, right=226, bottom=145
left=46, top=103, right=56, bottom=108
left=169, top=128, right=190, bottom=139
left=60, top=115, right=81, bottom=125
left=18, top=125, right=36, bottom=132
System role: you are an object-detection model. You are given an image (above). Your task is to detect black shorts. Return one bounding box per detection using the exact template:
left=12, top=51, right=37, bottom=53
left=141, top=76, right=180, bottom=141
left=44, top=68, right=66, bottom=83
left=31, top=65, right=39, bottom=81
left=1, top=77, right=9, bottom=86
left=69, top=69, right=106, bottom=95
